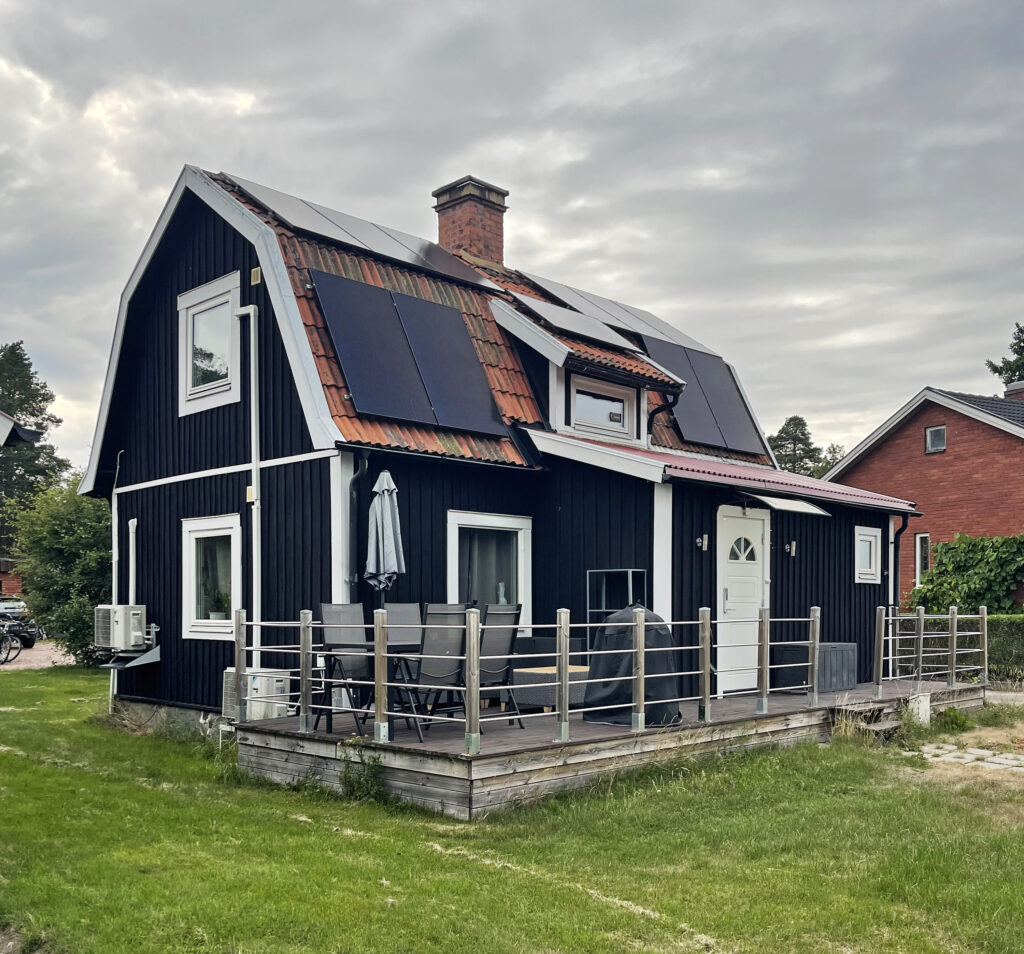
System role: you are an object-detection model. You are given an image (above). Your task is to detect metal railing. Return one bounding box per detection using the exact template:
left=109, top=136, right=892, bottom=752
left=228, top=601, right=890, bottom=755
left=873, top=604, right=988, bottom=698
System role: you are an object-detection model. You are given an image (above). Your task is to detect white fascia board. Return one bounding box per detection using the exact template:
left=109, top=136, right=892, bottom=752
left=823, top=388, right=1024, bottom=481
left=525, top=429, right=665, bottom=483
left=489, top=299, right=570, bottom=367
left=80, top=165, right=340, bottom=496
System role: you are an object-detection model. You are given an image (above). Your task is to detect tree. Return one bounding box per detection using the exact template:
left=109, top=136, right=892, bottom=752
left=0, top=341, right=70, bottom=555
left=985, top=322, right=1024, bottom=386
left=767, top=416, right=844, bottom=478
left=817, top=442, right=846, bottom=478
left=11, top=474, right=110, bottom=665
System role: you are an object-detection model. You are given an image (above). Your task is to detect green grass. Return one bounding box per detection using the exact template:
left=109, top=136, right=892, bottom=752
left=2, top=669, right=1024, bottom=953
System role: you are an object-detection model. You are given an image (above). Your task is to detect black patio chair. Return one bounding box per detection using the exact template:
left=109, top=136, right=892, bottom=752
left=481, top=603, right=525, bottom=729
left=314, top=603, right=369, bottom=736
left=405, top=603, right=469, bottom=727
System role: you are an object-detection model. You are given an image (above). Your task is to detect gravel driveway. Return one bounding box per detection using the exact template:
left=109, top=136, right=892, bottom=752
left=1, top=639, right=74, bottom=671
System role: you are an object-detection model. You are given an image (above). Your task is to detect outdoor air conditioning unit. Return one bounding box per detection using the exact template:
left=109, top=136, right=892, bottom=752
left=222, top=667, right=293, bottom=721
left=93, top=605, right=147, bottom=651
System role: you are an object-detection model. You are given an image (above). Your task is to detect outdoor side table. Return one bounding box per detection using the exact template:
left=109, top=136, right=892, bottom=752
left=512, top=665, right=589, bottom=710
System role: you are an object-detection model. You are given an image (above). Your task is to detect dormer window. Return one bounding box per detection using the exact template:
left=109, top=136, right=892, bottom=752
left=925, top=425, right=946, bottom=454
left=178, top=272, right=241, bottom=417
left=569, top=375, right=638, bottom=440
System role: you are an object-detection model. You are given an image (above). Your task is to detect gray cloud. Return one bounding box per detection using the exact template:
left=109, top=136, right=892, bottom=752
left=1, top=0, right=1021, bottom=466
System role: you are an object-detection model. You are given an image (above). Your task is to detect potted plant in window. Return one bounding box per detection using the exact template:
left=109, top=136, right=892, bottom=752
left=207, top=588, right=230, bottom=621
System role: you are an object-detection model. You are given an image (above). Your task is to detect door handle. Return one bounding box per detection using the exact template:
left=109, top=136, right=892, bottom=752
left=723, top=587, right=728, bottom=603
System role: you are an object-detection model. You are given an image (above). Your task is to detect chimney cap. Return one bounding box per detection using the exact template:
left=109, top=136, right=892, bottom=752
left=1004, top=381, right=1024, bottom=400
left=432, top=175, right=508, bottom=211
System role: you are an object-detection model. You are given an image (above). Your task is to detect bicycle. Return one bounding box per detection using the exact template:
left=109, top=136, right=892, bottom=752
left=0, top=629, right=22, bottom=664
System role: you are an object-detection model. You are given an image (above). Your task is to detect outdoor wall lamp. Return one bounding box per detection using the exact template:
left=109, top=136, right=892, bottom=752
left=695, top=534, right=709, bottom=551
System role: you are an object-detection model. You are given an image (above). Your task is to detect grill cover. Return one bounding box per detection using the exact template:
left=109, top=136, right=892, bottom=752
left=582, top=606, right=681, bottom=726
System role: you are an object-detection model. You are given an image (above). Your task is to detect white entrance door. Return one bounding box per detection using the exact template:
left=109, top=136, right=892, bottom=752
left=716, top=508, right=769, bottom=694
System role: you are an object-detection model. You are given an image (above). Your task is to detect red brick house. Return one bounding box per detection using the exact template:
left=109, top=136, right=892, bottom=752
left=825, top=383, right=1024, bottom=603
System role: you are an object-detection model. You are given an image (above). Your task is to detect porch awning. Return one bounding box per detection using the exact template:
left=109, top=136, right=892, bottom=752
left=742, top=493, right=830, bottom=516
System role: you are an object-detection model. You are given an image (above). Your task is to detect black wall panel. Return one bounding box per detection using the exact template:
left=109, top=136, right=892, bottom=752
left=98, top=191, right=312, bottom=492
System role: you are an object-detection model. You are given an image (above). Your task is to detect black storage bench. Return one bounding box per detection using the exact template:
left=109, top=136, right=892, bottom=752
left=771, top=641, right=858, bottom=693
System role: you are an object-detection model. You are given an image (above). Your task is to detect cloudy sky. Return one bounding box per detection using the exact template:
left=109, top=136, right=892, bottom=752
left=2, top=0, right=1022, bottom=467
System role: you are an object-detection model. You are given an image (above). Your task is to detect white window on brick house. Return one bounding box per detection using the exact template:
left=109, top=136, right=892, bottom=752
left=855, top=526, right=882, bottom=584
left=915, top=533, right=930, bottom=587
left=925, top=425, right=946, bottom=454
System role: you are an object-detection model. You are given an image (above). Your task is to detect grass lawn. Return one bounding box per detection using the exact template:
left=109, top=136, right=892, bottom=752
left=2, top=668, right=1023, bottom=953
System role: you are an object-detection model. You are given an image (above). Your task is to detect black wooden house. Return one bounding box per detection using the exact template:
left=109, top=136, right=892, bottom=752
left=81, top=167, right=915, bottom=714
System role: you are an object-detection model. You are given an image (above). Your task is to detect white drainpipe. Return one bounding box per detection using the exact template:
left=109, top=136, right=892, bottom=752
left=236, top=305, right=261, bottom=667
left=127, top=518, right=138, bottom=604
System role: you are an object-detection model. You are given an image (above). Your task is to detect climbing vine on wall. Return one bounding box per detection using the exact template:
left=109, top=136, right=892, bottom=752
left=911, top=532, right=1024, bottom=614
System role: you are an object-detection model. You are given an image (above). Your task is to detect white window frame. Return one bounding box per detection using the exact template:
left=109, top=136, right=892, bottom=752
left=182, top=513, right=242, bottom=641
left=446, top=510, right=532, bottom=627
left=915, top=532, right=931, bottom=587
left=568, top=374, right=639, bottom=441
left=854, top=526, right=882, bottom=584
left=925, top=425, right=946, bottom=454
left=178, top=272, right=242, bottom=417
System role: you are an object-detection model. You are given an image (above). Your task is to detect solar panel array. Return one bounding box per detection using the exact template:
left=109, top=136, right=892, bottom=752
left=228, top=174, right=496, bottom=290
left=310, top=269, right=506, bottom=437
left=521, top=271, right=717, bottom=355
left=641, top=336, right=766, bottom=455
left=509, top=292, right=636, bottom=351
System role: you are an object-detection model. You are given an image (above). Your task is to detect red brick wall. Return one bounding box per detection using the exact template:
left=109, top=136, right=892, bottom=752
left=0, top=570, right=22, bottom=596
left=436, top=197, right=505, bottom=264
left=838, top=401, right=1024, bottom=604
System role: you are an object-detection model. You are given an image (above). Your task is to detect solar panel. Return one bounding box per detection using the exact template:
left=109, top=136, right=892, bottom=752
left=687, top=350, right=766, bottom=455
left=226, top=173, right=494, bottom=290
left=522, top=270, right=717, bottom=355
left=310, top=269, right=436, bottom=426
left=641, top=336, right=726, bottom=448
left=509, top=292, right=636, bottom=350
left=392, top=291, right=507, bottom=437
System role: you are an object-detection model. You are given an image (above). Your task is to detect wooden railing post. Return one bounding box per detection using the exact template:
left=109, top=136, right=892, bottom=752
left=698, top=607, right=712, bottom=723
left=807, top=607, right=821, bottom=708
left=947, top=605, right=958, bottom=689
left=233, top=608, right=248, bottom=723
left=373, top=608, right=388, bottom=743
left=298, top=609, right=313, bottom=733
left=554, top=608, right=570, bottom=743
left=873, top=606, right=886, bottom=700
left=979, top=605, right=989, bottom=687
left=465, top=608, right=481, bottom=755
left=631, top=606, right=646, bottom=733
left=913, top=606, right=925, bottom=693
left=756, top=607, right=770, bottom=715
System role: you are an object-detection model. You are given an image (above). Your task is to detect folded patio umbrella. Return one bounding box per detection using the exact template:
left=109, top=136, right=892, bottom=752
left=364, top=470, right=406, bottom=593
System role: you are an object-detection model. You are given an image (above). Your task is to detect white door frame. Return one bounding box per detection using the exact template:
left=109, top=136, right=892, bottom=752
left=445, top=510, right=533, bottom=626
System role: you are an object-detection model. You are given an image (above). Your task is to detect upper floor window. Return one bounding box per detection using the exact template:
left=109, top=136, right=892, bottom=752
left=925, top=425, right=946, bottom=454
left=178, top=272, right=241, bottom=417
left=568, top=375, right=638, bottom=440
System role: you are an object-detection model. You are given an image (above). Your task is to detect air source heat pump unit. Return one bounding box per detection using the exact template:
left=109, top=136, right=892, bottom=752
left=222, top=668, right=293, bottom=721
left=93, top=605, right=147, bottom=651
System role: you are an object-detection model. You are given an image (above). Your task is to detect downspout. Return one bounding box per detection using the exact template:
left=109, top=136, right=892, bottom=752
left=127, top=518, right=138, bottom=604
left=646, top=388, right=682, bottom=447
left=236, top=305, right=261, bottom=665
left=348, top=450, right=370, bottom=602
left=892, top=512, right=910, bottom=609
left=110, top=449, right=124, bottom=714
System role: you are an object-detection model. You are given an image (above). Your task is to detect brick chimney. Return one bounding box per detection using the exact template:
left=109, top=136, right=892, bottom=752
left=1005, top=381, right=1024, bottom=401
left=432, top=175, right=508, bottom=266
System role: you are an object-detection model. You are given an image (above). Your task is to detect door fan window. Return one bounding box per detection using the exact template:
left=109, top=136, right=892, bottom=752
left=729, top=537, right=757, bottom=562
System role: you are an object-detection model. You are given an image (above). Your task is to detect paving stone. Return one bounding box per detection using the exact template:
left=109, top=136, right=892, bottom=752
left=934, top=753, right=977, bottom=763
left=965, top=748, right=995, bottom=757
left=979, top=761, right=1010, bottom=770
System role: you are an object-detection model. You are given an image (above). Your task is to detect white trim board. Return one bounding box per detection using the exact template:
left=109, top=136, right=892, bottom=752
left=80, top=165, right=340, bottom=496
left=824, top=387, right=1024, bottom=481
left=525, top=429, right=666, bottom=483
left=112, top=448, right=337, bottom=496
left=652, top=483, right=673, bottom=620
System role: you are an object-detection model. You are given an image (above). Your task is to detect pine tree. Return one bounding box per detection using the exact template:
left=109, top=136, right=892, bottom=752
left=768, top=415, right=823, bottom=477
left=0, top=341, right=70, bottom=555
left=985, top=322, right=1024, bottom=386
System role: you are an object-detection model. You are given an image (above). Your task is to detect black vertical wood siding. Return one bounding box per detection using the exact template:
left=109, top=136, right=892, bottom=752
left=116, top=457, right=331, bottom=709
left=672, top=482, right=892, bottom=688
left=98, top=191, right=311, bottom=492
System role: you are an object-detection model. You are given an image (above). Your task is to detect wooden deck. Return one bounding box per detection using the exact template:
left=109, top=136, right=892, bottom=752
left=236, top=680, right=985, bottom=819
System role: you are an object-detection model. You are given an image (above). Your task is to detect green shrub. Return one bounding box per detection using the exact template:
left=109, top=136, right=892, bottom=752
left=911, top=532, right=1024, bottom=614
left=987, top=614, right=1024, bottom=682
